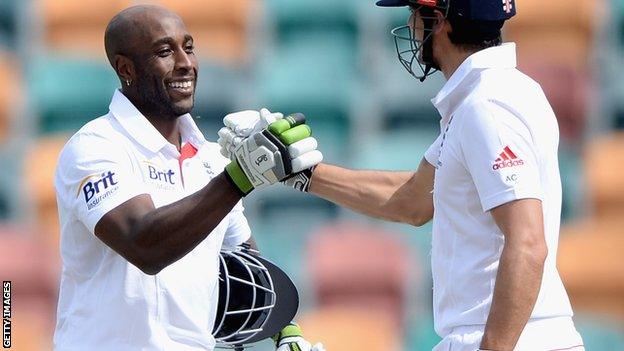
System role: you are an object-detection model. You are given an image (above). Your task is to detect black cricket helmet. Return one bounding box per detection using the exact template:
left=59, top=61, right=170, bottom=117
left=213, top=247, right=299, bottom=349
left=376, top=0, right=516, bottom=81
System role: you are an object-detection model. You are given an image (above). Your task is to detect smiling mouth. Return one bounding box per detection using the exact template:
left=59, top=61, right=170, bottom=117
left=167, top=80, right=194, bottom=94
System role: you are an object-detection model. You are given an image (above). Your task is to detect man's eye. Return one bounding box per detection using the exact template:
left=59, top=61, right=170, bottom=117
left=185, top=46, right=195, bottom=54
left=157, top=49, right=172, bottom=57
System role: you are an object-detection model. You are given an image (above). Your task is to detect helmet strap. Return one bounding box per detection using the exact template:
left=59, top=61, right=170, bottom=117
left=419, top=7, right=440, bottom=81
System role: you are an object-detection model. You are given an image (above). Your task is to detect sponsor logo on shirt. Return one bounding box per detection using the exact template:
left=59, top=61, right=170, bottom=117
left=492, top=146, right=524, bottom=170
left=202, top=162, right=215, bottom=176
left=142, top=161, right=177, bottom=191
left=148, top=165, right=175, bottom=185
left=77, top=171, right=120, bottom=210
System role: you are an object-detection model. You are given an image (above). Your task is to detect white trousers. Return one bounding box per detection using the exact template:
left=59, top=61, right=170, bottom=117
left=433, top=316, right=584, bottom=351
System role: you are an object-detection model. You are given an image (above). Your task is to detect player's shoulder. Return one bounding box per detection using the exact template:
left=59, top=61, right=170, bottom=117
left=478, top=67, right=547, bottom=108
left=456, top=90, right=532, bottom=142
left=58, top=114, right=126, bottom=165
left=463, top=68, right=547, bottom=119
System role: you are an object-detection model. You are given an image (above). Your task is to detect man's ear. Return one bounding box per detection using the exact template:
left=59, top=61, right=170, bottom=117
left=432, top=9, right=448, bottom=34
left=115, top=54, right=135, bottom=85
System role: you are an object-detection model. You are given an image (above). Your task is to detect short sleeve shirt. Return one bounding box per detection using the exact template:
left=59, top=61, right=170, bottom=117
left=53, top=90, right=251, bottom=351
left=424, top=43, right=574, bottom=336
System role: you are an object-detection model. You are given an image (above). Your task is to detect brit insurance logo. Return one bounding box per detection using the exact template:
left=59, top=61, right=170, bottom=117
left=492, top=146, right=524, bottom=171
left=142, top=161, right=176, bottom=190
left=77, top=171, right=119, bottom=210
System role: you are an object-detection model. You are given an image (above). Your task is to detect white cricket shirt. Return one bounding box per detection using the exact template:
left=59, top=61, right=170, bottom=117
left=424, top=43, right=575, bottom=338
left=53, top=90, right=251, bottom=351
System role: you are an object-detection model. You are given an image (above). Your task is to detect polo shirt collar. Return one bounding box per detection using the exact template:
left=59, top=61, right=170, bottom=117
left=431, top=43, right=517, bottom=123
left=109, top=89, right=206, bottom=153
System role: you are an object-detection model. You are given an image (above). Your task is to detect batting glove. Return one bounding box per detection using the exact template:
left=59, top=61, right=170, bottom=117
left=218, top=109, right=321, bottom=193
left=218, top=108, right=283, bottom=160
left=273, top=322, right=326, bottom=351
left=223, top=118, right=322, bottom=196
left=282, top=166, right=316, bottom=192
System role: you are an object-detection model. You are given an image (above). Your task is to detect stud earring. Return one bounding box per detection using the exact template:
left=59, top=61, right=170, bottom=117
left=126, top=79, right=131, bottom=86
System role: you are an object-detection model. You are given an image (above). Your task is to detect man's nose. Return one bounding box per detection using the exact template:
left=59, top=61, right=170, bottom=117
left=174, top=48, right=193, bottom=71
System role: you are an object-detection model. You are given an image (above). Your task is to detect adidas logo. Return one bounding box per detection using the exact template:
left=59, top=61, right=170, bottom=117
left=492, top=146, right=524, bottom=170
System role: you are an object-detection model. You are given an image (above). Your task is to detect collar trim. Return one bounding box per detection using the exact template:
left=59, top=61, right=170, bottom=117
left=432, top=43, right=517, bottom=122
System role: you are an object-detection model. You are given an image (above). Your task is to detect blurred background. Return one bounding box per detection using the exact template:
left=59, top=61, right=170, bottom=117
left=0, top=0, right=623, bottom=350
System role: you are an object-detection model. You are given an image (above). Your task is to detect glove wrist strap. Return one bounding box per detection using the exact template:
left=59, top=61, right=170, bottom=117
left=225, top=161, right=254, bottom=196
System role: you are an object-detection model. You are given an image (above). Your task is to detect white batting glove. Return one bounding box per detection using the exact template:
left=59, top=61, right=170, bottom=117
left=274, top=323, right=326, bottom=351
left=218, top=108, right=283, bottom=159
left=223, top=118, right=322, bottom=196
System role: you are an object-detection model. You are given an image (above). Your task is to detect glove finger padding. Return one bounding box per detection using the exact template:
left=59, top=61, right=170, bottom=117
left=223, top=110, right=261, bottom=136
left=217, top=127, right=236, bottom=158
left=222, top=108, right=284, bottom=139
left=291, top=150, right=323, bottom=173
left=288, top=137, right=318, bottom=159
left=260, top=108, right=284, bottom=127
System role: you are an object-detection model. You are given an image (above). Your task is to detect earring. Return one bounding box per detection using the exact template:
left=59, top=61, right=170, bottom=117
left=126, top=79, right=131, bottom=86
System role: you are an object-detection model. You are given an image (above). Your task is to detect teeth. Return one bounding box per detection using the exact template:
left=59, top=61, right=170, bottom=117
left=168, top=81, right=192, bottom=89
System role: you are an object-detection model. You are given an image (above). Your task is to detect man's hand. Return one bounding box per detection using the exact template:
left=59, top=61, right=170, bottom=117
left=273, top=323, right=326, bottom=351
left=223, top=117, right=322, bottom=196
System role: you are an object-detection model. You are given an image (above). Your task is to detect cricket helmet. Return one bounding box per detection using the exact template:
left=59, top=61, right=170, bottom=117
left=376, top=0, right=516, bottom=81
left=213, top=246, right=299, bottom=349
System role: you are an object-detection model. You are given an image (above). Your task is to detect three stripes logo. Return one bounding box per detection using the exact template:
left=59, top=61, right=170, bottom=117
left=492, top=146, right=524, bottom=170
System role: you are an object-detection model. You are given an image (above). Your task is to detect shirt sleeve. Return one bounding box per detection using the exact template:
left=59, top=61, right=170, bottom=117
left=222, top=200, right=252, bottom=248
left=197, top=142, right=252, bottom=249
left=424, top=134, right=443, bottom=167
left=55, top=133, right=149, bottom=233
left=459, top=101, right=543, bottom=212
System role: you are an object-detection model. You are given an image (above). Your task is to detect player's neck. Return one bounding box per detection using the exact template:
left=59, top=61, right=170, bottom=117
left=122, top=89, right=183, bottom=150
left=438, top=45, right=475, bottom=80
left=148, top=117, right=182, bottom=151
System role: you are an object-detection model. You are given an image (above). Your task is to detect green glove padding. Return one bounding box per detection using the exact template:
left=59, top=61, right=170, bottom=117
left=225, top=115, right=312, bottom=196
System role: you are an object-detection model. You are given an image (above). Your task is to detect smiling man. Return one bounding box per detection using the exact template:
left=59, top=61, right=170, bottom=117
left=52, top=5, right=322, bottom=351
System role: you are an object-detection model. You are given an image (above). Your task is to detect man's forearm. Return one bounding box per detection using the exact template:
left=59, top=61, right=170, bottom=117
left=480, top=243, right=546, bottom=350
left=116, top=173, right=242, bottom=274
left=309, top=161, right=434, bottom=226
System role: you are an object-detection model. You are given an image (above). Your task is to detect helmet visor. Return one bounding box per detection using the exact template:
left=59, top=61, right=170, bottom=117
left=390, top=6, right=439, bottom=80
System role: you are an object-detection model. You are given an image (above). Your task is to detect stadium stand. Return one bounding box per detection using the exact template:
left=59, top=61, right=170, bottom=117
left=306, top=222, right=417, bottom=330
left=559, top=217, right=624, bottom=318
left=300, top=305, right=402, bottom=351
left=39, top=0, right=132, bottom=57
left=0, top=0, right=19, bottom=49
left=0, top=226, right=59, bottom=350
left=144, top=0, right=259, bottom=65
left=23, top=134, right=68, bottom=248
left=583, top=131, right=624, bottom=218
left=0, top=50, right=21, bottom=143
left=27, top=57, right=119, bottom=134
left=255, top=33, right=355, bottom=163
